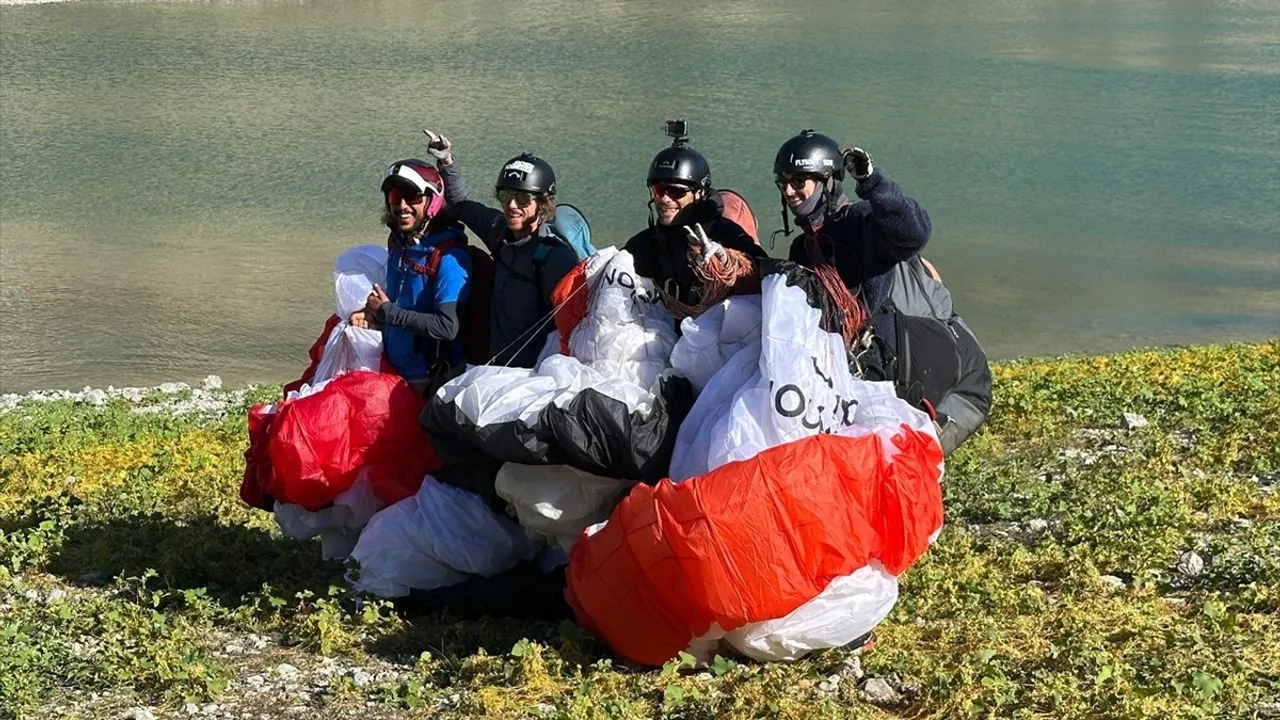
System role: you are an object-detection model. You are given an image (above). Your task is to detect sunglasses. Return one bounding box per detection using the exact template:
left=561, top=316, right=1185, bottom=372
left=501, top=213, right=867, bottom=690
left=385, top=187, right=429, bottom=206
left=650, top=183, right=694, bottom=201
left=495, top=189, right=536, bottom=207
left=775, top=174, right=819, bottom=191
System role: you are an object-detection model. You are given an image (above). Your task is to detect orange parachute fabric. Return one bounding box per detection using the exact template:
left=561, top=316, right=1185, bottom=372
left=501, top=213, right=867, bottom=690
left=565, top=427, right=943, bottom=666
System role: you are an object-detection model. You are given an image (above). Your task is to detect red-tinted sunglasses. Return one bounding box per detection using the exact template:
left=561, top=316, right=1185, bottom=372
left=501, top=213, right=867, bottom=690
left=386, top=187, right=429, bottom=206
left=649, top=183, right=694, bottom=201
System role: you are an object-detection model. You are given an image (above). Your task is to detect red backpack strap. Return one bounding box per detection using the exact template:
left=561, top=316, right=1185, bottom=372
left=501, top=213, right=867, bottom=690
left=425, top=237, right=464, bottom=278
left=390, top=231, right=466, bottom=278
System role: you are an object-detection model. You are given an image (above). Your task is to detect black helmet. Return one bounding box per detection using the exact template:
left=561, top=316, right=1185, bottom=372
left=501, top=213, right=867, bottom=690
left=495, top=153, right=556, bottom=195
left=647, top=145, right=712, bottom=188
left=774, top=130, right=843, bottom=180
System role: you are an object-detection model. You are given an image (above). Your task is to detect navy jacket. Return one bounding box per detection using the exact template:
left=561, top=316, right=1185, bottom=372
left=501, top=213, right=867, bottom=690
left=441, top=162, right=579, bottom=369
left=787, top=169, right=931, bottom=377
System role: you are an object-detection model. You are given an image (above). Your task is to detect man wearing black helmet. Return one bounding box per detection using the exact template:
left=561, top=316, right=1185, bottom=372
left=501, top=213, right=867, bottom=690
left=773, top=130, right=932, bottom=379
left=623, top=124, right=766, bottom=307
left=426, top=132, right=580, bottom=368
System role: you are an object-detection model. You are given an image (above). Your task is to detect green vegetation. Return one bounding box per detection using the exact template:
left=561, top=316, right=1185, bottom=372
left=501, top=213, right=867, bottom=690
left=2, top=342, right=1277, bottom=719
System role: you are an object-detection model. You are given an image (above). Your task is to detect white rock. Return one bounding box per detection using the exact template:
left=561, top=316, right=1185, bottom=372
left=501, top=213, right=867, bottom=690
left=1099, top=575, right=1126, bottom=589
left=83, top=389, right=109, bottom=406
left=1121, top=412, right=1148, bottom=429
left=351, top=669, right=373, bottom=687
left=201, top=375, right=223, bottom=391
left=860, top=677, right=902, bottom=706
left=202, top=704, right=219, bottom=714
left=276, top=663, right=300, bottom=680
left=224, top=644, right=244, bottom=655
left=125, top=709, right=156, bottom=720
left=184, top=704, right=200, bottom=715
left=1027, top=518, right=1050, bottom=533
left=47, top=589, right=66, bottom=602
left=1177, top=551, right=1206, bottom=577
left=246, top=674, right=265, bottom=687
left=841, top=655, right=865, bottom=680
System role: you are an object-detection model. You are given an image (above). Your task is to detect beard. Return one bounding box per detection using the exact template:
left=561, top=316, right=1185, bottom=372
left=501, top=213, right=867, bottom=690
left=382, top=206, right=428, bottom=237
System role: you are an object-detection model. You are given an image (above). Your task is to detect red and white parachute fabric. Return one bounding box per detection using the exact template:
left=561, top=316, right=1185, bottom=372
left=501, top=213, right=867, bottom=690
left=239, top=246, right=439, bottom=559
left=566, top=262, right=945, bottom=665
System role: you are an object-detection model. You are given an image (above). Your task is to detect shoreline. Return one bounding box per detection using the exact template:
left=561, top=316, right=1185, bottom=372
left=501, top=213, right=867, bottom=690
left=4, top=339, right=1276, bottom=416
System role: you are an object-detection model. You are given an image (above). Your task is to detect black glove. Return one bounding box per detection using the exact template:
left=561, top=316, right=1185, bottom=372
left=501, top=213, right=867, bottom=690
left=842, top=147, right=874, bottom=180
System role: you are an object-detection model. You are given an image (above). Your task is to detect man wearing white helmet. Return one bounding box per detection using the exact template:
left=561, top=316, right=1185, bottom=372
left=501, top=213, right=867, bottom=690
left=353, top=159, right=471, bottom=394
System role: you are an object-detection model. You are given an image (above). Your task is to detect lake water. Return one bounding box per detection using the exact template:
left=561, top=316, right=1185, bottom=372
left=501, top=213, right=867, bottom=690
left=2, top=0, right=1277, bottom=392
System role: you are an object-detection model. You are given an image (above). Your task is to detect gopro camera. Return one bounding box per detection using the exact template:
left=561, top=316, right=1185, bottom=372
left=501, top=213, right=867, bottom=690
left=664, top=119, right=689, bottom=141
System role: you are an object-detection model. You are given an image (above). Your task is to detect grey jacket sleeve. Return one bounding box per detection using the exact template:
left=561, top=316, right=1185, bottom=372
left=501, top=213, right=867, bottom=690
left=440, top=162, right=506, bottom=253
left=377, top=301, right=461, bottom=341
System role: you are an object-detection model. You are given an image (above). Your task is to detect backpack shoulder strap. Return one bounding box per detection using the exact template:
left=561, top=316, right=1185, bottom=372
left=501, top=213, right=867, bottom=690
left=531, top=229, right=574, bottom=290
left=424, top=235, right=466, bottom=278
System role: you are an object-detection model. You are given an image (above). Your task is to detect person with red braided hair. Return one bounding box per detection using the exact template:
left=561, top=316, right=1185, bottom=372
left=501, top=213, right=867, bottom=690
left=772, top=130, right=932, bottom=382
left=352, top=159, right=471, bottom=395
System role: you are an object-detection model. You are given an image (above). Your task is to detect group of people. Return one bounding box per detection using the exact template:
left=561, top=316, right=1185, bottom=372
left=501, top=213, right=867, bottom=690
left=358, top=122, right=990, bottom=454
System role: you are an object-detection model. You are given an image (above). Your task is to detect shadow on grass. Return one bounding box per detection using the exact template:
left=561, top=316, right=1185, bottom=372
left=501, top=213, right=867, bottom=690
left=46, top=512, right=343, bottom=604
left=363, top=562, right=610, bottom=663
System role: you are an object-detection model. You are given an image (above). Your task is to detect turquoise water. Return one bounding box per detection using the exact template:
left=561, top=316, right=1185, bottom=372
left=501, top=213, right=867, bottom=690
left=1, top=0, right=1277, bottom=391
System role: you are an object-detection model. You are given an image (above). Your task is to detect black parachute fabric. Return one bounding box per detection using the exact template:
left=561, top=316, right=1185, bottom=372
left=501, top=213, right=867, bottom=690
left=421, top=249, right=693, bottom=501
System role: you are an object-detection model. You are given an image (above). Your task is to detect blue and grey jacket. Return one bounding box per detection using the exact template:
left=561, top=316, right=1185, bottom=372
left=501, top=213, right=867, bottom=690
left=377, top=223, right=471, bottom=380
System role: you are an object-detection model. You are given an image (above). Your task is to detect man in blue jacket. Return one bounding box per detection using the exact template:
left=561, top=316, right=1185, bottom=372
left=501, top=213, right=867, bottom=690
left=352, top=159, right=471, bottom=394
left=773, top=130, right=932, bottom=381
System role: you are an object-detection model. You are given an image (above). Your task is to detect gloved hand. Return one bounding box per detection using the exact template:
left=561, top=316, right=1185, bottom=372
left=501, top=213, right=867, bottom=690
left=842, top=146, right=874, bottom=180
left=422, top=129, right=453, bottom=166
left=684, top=223, right=727, bottom=266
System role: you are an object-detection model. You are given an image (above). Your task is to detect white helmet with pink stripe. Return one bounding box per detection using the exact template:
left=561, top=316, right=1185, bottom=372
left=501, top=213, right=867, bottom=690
left=381, top=159, right=446, bottom=218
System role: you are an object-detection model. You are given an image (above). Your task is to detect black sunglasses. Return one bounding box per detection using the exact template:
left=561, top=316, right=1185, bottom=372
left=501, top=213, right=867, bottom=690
left=775, top=174, right=819, bottom=191
left=650, top=183, right=694, bottom=201
left=495, top=189, right=537, bottom=207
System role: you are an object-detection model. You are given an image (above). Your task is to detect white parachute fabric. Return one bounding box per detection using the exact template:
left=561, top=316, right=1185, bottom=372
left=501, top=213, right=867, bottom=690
left=349, top=477, right=538, bottom=598
left=333, top=245, right=387, bottom=319
left=437, top=248, right=674, bottom=420
left=720, top=563, right=900, bottom=661
left=306, top=246, right=387, bottom=392
left=664, top=270, right=942, bottom=660
left=495, top=464, right=634, bottom=552
left=667, top=295, right=762, bottom=393
left=424, top=249, right=690, bottom=481
left=562, top=248, right=675, bottom=391
left=273, top=471, right=385, bottom=560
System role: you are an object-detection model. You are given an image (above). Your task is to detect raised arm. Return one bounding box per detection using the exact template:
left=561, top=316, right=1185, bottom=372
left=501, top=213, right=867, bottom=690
left=439, top=161, right=507, bottom=253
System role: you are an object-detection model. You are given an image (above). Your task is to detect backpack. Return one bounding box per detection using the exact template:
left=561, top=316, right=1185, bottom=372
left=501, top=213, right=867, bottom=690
left=716, top=189, right=761, bottom=245
left=885, top=256, right=992, bottom=455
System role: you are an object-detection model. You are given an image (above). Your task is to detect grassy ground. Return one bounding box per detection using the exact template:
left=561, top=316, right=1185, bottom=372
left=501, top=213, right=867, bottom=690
left=1, top=341, right=1278, bottom=719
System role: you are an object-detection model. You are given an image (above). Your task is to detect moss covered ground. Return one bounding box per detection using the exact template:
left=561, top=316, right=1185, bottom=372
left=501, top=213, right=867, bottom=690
left=1, top=341, right=1278, bottom=719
